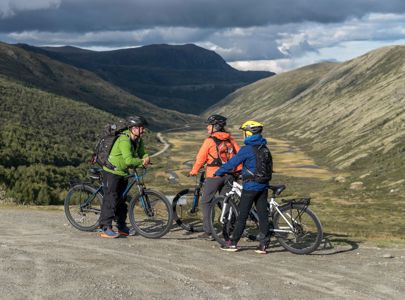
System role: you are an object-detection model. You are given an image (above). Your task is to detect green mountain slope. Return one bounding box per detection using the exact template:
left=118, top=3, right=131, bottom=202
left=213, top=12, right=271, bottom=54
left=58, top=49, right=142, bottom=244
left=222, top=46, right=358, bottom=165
left=0, top=76, right=155, bottom=205
left=16, top=43, right=274, bottom=114
left=0, top=42, right=198, bottom=130
left=206, top=46, right=405, bottom=190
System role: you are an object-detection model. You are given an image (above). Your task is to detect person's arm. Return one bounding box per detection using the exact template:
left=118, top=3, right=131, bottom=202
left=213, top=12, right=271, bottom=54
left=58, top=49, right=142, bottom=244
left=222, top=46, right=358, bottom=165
left=137, top=138, right=149, bottom=158
left=190, top=138, right=211, bottom=175
left=230, top=137, right=242, bottom=172
left=120, top=137, right=144, bottom=168
left=137, top=138, right=150, bottom=167
left=214, top=147, right=247, bottom=177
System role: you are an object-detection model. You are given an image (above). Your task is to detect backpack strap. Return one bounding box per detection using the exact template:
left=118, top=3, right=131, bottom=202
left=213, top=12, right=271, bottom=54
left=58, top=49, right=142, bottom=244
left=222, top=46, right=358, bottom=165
left=207, top=136, right=229, bottom=167
left=105, top=132, right=131, bottom=170
left=243, top=145, right=259, bottom=181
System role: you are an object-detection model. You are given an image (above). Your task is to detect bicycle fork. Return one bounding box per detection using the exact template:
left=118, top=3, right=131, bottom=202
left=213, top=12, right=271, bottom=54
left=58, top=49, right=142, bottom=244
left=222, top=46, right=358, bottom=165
left=220, top=201, right=234, bottom=224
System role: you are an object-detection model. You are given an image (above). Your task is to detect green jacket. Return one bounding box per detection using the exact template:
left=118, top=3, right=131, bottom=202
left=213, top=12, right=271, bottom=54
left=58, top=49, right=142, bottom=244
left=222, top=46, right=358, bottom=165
left=103, top=129, right=149, bottom=176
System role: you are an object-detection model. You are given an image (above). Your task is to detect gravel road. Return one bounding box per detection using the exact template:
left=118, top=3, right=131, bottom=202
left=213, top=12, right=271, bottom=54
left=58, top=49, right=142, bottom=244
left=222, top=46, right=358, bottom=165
left=0, top=208, right=404, bottom=299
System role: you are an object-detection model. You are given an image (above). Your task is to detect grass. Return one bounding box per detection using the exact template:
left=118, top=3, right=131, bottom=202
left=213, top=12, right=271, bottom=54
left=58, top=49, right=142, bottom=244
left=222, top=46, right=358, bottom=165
left=149, top=128, right=405, bottom=247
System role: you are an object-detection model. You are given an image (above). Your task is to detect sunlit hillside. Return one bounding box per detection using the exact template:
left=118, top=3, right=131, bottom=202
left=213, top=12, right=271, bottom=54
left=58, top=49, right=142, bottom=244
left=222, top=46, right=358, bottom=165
left=206, top=46, right=405, bottom=195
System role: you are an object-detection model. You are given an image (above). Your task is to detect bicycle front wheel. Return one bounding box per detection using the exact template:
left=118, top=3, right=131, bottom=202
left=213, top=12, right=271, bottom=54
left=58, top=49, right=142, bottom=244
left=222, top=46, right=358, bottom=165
left=64, top=184, right=102, bottom=231
left=209, top=196, right=239, bottom=246
left=172, top=188, right=203, bottom=232
left=273, top=204, right=323, bottom=254
left=129, top=189, right=173, bottom=239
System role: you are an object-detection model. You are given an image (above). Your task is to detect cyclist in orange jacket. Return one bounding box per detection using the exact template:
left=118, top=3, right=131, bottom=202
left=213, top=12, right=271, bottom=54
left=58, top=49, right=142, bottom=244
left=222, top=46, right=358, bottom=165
left=189, top=114, right=241, bottom=240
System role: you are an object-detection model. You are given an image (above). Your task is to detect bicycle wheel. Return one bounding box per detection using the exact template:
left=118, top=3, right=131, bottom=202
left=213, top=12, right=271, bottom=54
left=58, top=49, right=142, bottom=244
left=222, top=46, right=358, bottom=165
left=209, top=196, right=239, bottom=246
left=273, top=204, right=323, bottom=254
left=172, top=188, right=203, bottom=232
left=129, top=189, right=173, bottom=238
left=64, top=184, right=103, bottom=231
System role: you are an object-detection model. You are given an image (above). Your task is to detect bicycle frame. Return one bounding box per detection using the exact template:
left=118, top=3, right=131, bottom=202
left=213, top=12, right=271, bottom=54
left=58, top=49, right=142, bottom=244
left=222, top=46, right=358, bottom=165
left=78, top=168, right=153, bottom=215
left=190, top=171, right=205, bottom=213
left=219, top=181, right=297, bottom=235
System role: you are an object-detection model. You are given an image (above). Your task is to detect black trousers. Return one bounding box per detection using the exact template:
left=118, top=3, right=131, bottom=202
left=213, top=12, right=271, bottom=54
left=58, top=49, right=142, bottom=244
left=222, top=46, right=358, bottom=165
left=200, top=175, right=233, bottom=234
left=100, top=171, right=128, bottom=228
left=231, top=189, right=269, bottom=245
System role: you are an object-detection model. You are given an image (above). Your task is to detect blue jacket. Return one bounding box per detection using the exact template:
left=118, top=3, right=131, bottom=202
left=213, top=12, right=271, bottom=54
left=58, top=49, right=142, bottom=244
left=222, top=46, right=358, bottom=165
left=214, top=134, right=269, bottom=191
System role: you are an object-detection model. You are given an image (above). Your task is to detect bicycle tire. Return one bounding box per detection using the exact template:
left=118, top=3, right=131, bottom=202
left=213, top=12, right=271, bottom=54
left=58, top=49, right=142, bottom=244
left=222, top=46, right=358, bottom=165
left=209, top=196, right=239, bottom=246
left=172, top=188, right=203, bottom=232
left=64, top=184, right=103, bottom=231
left=272, top=204, right=323, bottom=254
left=129, top=189, right=173, bottom=239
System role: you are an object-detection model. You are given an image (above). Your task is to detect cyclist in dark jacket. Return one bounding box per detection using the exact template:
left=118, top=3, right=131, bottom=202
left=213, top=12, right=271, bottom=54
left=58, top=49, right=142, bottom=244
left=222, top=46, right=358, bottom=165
left=214, top=120, right=270, bottom=254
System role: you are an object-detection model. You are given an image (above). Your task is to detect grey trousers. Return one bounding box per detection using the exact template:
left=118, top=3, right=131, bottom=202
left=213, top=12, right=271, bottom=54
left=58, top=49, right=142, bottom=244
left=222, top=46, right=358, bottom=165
left=201, top=175, right=233, bottom=233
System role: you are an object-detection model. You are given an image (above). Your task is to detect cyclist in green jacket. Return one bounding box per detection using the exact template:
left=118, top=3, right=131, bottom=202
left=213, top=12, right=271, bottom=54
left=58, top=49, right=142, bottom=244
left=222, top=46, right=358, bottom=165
left=100, top=116, right=150, bottom=238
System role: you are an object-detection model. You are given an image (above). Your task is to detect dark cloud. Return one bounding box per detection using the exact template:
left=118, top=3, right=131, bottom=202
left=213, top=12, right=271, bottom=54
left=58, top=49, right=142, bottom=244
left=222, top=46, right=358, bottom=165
left=1, top=0, right=405, bottom=33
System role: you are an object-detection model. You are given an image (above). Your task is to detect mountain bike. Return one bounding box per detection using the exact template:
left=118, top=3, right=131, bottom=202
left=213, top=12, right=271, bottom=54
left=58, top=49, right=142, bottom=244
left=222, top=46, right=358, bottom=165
left=172, top=170, right=205, bottom=232
left=209, top=179, right=323, bottom=254
left=64, top=167, right=173, bottom=238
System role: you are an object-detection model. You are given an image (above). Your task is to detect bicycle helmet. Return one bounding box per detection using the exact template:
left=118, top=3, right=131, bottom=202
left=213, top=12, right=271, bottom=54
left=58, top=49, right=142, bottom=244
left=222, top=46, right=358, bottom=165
left=240, top=120, right=263, bottom=137
left=206, top=114, right=227, bottom=131
left=126, top=115, right=148, bottom=128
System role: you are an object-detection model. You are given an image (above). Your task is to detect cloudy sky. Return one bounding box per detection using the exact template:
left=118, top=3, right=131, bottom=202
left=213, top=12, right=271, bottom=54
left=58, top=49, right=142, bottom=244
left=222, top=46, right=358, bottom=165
left=0, top=0, right=404, bottom=73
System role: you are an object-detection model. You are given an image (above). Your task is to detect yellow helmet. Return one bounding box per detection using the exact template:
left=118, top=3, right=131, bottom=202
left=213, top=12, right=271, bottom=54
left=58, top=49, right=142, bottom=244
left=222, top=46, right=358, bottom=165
left=240, top=120, right=264, bottom=137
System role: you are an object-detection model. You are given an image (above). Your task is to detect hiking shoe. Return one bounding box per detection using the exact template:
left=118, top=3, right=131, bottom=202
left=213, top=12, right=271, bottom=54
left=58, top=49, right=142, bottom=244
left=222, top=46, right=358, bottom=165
left=100, top=227, right=119, bottom=239
left=254, top=244, right=267, bottom=254
left=117, top=226, right=130, bottom=236
left=220, top=240, right=239, bottom=252
left=197, top=232, right=215, bottom=241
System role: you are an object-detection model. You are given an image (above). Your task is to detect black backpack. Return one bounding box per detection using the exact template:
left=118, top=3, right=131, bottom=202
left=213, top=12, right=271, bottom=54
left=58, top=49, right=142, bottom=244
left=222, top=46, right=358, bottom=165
left=91, top=120, right=127, bottom=168
left=245, top=144, right=273, bottom=183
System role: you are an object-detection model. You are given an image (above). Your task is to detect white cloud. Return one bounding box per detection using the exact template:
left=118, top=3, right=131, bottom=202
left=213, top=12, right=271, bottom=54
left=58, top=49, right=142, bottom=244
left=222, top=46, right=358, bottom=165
left=2, top=11, right=405, bottom=74
left=0, top=0, right=60, bottom=18
left=230, top=39, right=405, bottom=73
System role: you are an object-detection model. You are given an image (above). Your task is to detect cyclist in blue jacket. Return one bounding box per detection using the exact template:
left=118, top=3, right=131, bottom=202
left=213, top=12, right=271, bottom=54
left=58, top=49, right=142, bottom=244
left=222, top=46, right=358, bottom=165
left=214, top=120, right=271, bottom=254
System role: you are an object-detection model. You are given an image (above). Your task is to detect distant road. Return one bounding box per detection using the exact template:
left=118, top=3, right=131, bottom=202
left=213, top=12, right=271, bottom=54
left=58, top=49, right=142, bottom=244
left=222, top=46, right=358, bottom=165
left=150, top=132, right=170, bottom=158
left=150, top=123, right=203, bottom=158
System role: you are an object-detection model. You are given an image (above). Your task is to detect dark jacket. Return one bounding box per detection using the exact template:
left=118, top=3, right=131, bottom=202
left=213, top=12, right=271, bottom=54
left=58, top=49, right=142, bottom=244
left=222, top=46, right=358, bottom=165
left=214, top=134, right=269, bottom=191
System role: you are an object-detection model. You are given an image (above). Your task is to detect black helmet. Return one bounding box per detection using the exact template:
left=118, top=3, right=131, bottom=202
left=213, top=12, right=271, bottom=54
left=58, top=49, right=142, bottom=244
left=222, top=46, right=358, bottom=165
left=126, top=115, right=148, bottom=128
left=206, top=114, right=227, bottom=131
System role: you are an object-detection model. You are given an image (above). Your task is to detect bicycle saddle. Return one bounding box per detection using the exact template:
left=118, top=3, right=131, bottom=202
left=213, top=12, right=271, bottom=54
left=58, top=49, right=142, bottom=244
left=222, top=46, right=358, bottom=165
left=269, top=185, right=286, bottom=196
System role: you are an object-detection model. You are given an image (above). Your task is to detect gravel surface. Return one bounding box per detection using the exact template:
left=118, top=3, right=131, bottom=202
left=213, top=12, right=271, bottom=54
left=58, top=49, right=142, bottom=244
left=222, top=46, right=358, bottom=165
left=1, top=208, right=404, bottom=299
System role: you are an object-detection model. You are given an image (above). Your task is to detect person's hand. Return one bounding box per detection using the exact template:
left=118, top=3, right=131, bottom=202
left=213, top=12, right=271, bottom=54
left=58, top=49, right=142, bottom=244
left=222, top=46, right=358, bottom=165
left=188, top=171, right=197, bottom=177
left=143, top=156, right=150, bottom=167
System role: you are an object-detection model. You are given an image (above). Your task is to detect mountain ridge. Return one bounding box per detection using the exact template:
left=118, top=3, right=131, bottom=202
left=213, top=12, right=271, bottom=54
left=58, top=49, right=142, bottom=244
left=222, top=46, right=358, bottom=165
left=0, top=42, right=199, bottom=130
left=15, top=43, right=274, bottom=114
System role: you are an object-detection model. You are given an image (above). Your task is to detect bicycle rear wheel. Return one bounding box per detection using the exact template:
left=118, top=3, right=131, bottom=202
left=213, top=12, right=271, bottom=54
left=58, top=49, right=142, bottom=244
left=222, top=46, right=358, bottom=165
left=64, top=184, right=102, bottom=231
left=273, top=204, right=323, bottom=254
left=129, top=189, right=173, bottom=238
left=209, top=196, right=239, bottom=246
left=172, top=188, right=203, bottom=232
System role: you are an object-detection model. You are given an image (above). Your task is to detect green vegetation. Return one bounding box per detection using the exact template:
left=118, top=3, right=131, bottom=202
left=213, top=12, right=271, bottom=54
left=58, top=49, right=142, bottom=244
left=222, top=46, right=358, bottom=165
left=17, top=43, right=273, bottom=114
left=0, top=76, right=158, bottom=205
left=0, top=42, right=199, bottom=130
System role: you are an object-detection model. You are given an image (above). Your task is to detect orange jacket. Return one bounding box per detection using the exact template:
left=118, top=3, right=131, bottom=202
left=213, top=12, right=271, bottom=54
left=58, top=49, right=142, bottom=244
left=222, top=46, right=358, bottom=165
left=190, top=131, right=241, bottom=178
